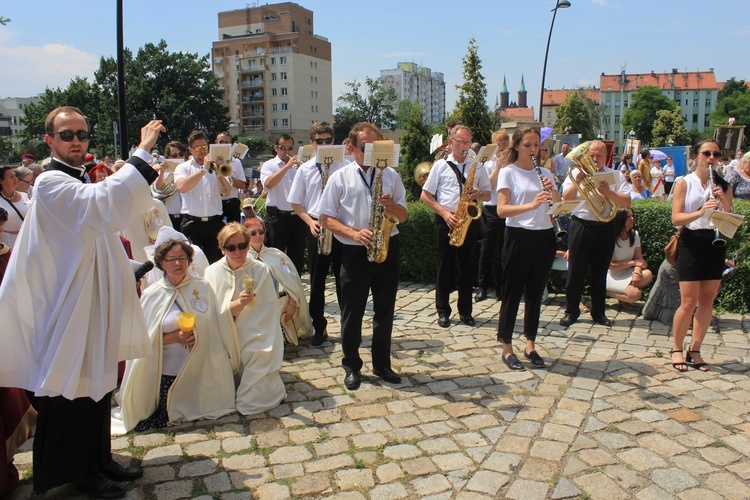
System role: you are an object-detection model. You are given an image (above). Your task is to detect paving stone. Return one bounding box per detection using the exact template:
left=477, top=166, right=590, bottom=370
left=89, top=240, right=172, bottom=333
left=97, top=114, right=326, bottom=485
left=618, top=447, right=667, bottom=470
left=178, top=458, right=218, bottom=477
left=228, top=468, right=273, bottom=489
left=221, top=436, right=253, bottom=453
left=575, top=472, right=628, bottom=500
left=272, top=463, right=305, bottom=479
left=651, top=467, right=699, bottom=493
left=133, top=433, right=169, bottom=448
left=185, top=439, right=221, bottom=457
left=383, top=443, right=422, bottom=460
left=579, top=448, right=618, bottom=467
left=696, top=446, right=741, bottom=466
left=253, top=483, right=291, bottom=500
left=482, top=452, right=522, bottom=474
left=670, top=455, right=718, bottom=476
left=495, top=434, right=532, bottom=453
left=142, top=444, right=183, bottom=465
left=370, top=482, right=409, bottom=499
left=335, top=468, right=375, bottom=491
left=417, top=437, right=460, bottom=454
left=153, top=479, right=193, bottom=500
left=290, top=472, right=331, bottom=496
left=604, top=464, right=643, bottom=489
left=518, top=457, right=558, bottom=481
left=505, top=478, right=550, bottom=499
left=401, top=457, right=437, bottom=476
left=203, top=471, right=232, bottom=493
left=221, top=453, right=265, bottom=471
left=377, top=462, right=404, bottom=483
left=411, top=473, right=453, bottom=496
left=305, top=453, right=354, bottom=473
left=431, top=452, right=474, bottom=472
left=529, top=440, right=568, bottom=461
left=633, top=485, right=672, bottom=500
left=551, top=477, right=580, bottom=499
left=268, top=445, right=313, bottom=464
left=464, top=470, right=509, bottom=496
left=313, top=437, right=349, bottom=456
left=667, top=409, right=701, bottom=422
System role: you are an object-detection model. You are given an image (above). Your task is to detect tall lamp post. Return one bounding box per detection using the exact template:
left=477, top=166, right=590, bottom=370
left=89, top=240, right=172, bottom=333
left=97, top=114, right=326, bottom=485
left=538, top=0, right=571, bottom=124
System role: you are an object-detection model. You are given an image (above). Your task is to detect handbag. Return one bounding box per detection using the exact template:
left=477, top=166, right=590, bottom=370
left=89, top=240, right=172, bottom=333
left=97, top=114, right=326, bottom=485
left=664, top=228, right=682, bottom=266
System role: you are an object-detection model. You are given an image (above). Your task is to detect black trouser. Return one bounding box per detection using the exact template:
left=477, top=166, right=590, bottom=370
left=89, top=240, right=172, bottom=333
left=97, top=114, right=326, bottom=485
left=266, top=206, right=307, bottom=275
left=222, top=198, right=242, bottom=224
left=435, top=214, right=480, bottom=317
left=498, top=227, right=556, bottom=343
left=180, top=215, right=225, bottom=263
left=168, top=213, right=182, bottom=229
left=32, top=392, right=113, bottom=493
left=339, top=238, right=400, bottom=373
left=477, top=204, right=506, bottom=295
left=306, top=228, right=342, bottom=334
left=565, top=216, right=616, bottom=318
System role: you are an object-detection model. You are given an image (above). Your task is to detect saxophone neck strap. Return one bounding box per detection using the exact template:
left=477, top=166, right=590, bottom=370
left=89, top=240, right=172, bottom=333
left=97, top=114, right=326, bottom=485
left=357, top=166, right=377, bottom=195
left=446, top=161, right=466, bottom=193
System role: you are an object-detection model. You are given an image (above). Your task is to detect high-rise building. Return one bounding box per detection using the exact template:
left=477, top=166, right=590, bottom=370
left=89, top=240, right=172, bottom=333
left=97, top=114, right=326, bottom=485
left=380, top=62, right=445, bottom=125
left=212, top=2, right=332, bottom=142
left=600, top=69, right=718, bottom=150
left=0, top=97, right=41, bottom=146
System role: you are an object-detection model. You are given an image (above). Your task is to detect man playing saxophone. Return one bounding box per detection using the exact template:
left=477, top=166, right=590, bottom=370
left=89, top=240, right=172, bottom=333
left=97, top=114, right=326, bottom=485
left=560, top=140, right=631, bottom=328
left=319, top=122, right=407, bottom=390
left=288, top=121, right=348, bottom=346
left=421, top=124, right=491, bottom=329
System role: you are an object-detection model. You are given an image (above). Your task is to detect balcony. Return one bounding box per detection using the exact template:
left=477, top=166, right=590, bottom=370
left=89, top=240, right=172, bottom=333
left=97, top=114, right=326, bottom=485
left=241, top=111, right=265, bottom=117
left=242, top=124, right=266, bottom=132
left=269, top=46, right=291, bottom=54
left=241, top=94, right=264, bottom=102
left=241, top=79, right=264, bottom=88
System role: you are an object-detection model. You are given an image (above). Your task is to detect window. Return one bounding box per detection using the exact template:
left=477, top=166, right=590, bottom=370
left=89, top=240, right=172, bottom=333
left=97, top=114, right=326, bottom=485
left=311, top=105, right=314, bottom=113
left=614, top=116, right=620, bottom=125
left=685, top=99, right=688, bottom=106
left=316, top=106, right=318, bottom=113
left=272, top=104, right=278, bottom=112
left=281, top=103, right=288, bottom=111
left=280, top=72, right=287, bottom=80
left=282, top=118, right=289, bottom=127
left=311, top=91, right=314, bottom=98
left=271, top=73, right=277, bottom=81
left=605, top=101, right=611, bottom=108
left=281, top=88, right=288, bottom=96
left=547, top=111, right=552, bottom=118
left=624, top=100, right=628, bottom=107
left=310, top=61, right=313, bottom=68
left=314, top=62, right=317, bottom=69
left=605, top=116, right=610, bottom=125
left=314, top=77, right=318, bottom=83
left=310, top=76, right=314, bottom=83
left=615, top=101, right=620, bottom=108
left=280, top=56, right=286, bottom=65
left=705, top=98, right=711, bottom=107
left=272, top=88, right=277, bottom=96
left=315, top=91, right=318, bottom=98
left=270, top=57, right=276, bottom=65
left=273, top=119, right=278, bottom=127
left=692, top=114, right=698, bottom=123
left=693, top=99, right=699, bottom=107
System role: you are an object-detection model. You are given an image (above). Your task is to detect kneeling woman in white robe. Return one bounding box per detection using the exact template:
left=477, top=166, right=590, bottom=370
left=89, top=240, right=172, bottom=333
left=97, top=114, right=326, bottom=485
left=205, top=223, right=286, bottom=415
left=116, top=239, right=236, bottom=432
left=244, top=218, right=313, bottom=342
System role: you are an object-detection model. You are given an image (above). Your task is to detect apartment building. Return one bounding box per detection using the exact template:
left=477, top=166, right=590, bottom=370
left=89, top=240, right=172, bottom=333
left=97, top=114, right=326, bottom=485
left=380, top=62, right=446, bottom=125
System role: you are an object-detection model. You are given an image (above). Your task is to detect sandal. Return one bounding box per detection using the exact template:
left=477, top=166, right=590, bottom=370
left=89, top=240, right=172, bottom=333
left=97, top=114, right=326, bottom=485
left=686, top=350, right=709, bottom=372
left=670, top=349, right=688, bottom=372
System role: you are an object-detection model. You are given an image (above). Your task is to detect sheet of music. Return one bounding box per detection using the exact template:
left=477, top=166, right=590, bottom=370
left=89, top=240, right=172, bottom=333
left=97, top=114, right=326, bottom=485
left=298, top=145, right=315, bottom=163
left=592, top=170, right=621, bottom=186
left=316, top=145, right=345, bottom=165
left=706, top=210, right=745, bottom=239
left=546, top=201, right=583, bottom=216
left=430, top=134, right=443, bottom=154
left=209, top=144, right=231, bottom=163
left=472, top=144, right=498, bottom=165
left=363, top=140, right=400, bottom=168
left=231, top=143, right=249, bottom=160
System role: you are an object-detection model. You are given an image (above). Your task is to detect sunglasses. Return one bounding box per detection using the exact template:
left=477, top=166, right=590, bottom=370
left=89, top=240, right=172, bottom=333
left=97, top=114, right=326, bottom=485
left=249, top=229, right=266, bottom=237
left=224, top=242, right=249, bottom=252
left=314, top=137, right=334, bottom=145
left=700, top=151, right=722, bottom=158
left=277, top=146, right=294, bottom=151
left=168, top=153, right=183, bottom=159
left=191, top=145, right=208, bottom=151
left=49, top=130, right=90, bottom=142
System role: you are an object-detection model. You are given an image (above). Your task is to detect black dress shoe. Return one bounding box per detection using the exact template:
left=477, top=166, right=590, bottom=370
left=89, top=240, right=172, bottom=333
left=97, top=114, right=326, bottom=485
left=502, top=353, right=525, bottom=370
left=344, top=371, right=361, bottom=390
left=373, top=367, right=402, bottom=384
left=475, top=289, right=488, bottom=302
left=311, top=330, right=328, bottom=346
left=438, top=315, right=450, bottom=328
left=592, top=315, right=613, bottom=327
left=459, top=314, right=475, bottom=326
left=101, top=460, right=143, bottom=481
left=77, top=474, right=127, bottom=499
left=559, top=314, right=578, bottom=327
left=524, top=350, right=546, bottom=368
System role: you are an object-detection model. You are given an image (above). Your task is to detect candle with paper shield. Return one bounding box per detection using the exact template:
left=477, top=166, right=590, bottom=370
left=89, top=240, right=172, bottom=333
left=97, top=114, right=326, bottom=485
left=243, top=275, right=255, bottom=306
left=177, top=312, right=195, bottom=332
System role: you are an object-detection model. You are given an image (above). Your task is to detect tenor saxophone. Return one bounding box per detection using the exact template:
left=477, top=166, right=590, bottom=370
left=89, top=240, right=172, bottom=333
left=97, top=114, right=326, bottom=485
left=448, top=152, right=482, bottom=247
left=317, top=162, right=333, bottom=255
left=367, top=164, right=399, bottom=263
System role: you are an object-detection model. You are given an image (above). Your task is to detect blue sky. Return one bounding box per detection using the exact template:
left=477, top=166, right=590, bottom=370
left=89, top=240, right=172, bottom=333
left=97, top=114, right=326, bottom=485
left=1, top=0, right=747, bottom=117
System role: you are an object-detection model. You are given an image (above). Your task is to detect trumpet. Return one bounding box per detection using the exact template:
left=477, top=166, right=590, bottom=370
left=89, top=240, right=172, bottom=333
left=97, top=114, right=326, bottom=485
left=218, top=163, right=233, bottom=177
left=531, top=155, right=567, bottom=238
left=707, top=164, right=726, bottom=247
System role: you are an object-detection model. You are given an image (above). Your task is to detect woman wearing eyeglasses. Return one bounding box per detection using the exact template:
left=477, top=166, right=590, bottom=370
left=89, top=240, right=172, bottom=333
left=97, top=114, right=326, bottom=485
left=0, top=167, right=30, bottom=249
left=244, top=218, right=312, bottom=343
left=669, top=139, right=733, bottom=373
left=204, top=223, right=286, bottom=415
left=116, top=238, right=236, bottom=432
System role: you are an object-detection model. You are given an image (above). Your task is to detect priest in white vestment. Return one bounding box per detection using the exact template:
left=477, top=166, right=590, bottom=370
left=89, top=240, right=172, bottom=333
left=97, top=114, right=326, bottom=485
left=204, top=223, right=286, bottom=415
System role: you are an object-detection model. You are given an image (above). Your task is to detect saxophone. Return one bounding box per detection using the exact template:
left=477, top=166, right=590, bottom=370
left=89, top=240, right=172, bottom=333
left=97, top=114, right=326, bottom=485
left=367, top=162, right=399, bottom=263
left=448, top=152, right=482, bottom=247
left=317, top=161, right=333, bottom=255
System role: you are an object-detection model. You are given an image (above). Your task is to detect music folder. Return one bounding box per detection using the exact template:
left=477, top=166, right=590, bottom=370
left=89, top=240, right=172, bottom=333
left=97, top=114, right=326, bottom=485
left=705, top=210, right=745, bottom=239
left=316, top=145, right=345, bottom=165
left=546, top=201, right=583, bottom=216
left=297, top=145, right=315, bottom=163
left=363, top=140, right=400, bottom=168
left=209, top=144, right=231, bottom=163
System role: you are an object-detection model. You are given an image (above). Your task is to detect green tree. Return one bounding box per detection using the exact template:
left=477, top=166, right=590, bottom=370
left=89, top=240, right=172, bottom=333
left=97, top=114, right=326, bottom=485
left=335, top=77, right=397, bottom=132
left=398, top=102, right=432, bottom=202
left=651, top=107, right=690, bottom=146
left=453, top=38, right=492, bottom=145
left=21, top=40, right=228, bottom=157
left=239, top=136, right=270, bottom=157
left=553, top=90, right=598, bottom=140
left=717, top=77, right=747, bottom=101
left=710, top=80, right=750, bottom=150
left=622, top=86, right=677, bottom=146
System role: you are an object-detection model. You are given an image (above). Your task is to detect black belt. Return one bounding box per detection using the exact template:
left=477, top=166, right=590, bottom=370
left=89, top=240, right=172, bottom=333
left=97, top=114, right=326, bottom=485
left=267, top=206, right=295, bottom=216
left=182, top=214, right=222, bottom=223
left=571, top=215, right=609, bottom=227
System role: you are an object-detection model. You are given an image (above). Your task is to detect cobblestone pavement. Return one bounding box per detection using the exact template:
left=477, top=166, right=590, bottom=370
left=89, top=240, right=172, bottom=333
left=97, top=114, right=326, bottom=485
left=10, top=280, right=750, bottom=499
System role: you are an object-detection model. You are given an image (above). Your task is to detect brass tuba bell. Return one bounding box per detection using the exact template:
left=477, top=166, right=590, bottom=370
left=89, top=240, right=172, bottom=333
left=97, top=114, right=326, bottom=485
left=565, top=142, right=617, bottom=223
left=413, top=161, right=432, bottom=188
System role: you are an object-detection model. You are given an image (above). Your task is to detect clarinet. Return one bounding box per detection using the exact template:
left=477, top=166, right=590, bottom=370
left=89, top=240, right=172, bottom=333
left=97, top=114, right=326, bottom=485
left=707, top=165, right=726, bottom=247
left=532, top=155, right=566, bottom=238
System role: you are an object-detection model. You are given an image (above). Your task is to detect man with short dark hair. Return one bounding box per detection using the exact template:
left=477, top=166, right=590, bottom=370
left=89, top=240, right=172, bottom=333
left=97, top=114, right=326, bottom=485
left=0, top=106, right=164, bottom=498
left=260, top=134, right=306, bottom=274
left=174, top=130, right=231, bottom=263
left=215, top=132, right=247, bottom=223
left=553, top=142, right=572, bottom=188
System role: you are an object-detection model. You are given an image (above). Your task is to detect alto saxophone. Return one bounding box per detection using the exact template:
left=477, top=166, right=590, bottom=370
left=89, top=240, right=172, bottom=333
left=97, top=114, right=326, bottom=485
left=317, top=160, right=333, bottom=255
left=367, top=162, right=399, bottom=263
left=448, top=151, right=482, bottom=247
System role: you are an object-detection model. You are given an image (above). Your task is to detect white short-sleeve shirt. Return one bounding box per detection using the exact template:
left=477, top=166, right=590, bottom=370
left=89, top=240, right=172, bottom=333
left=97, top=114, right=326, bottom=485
left=287, top=156, right=348, bottom=218
left=173, top=158, right=223, bottom=217
left=497, top=164, right=554, bottom=230
left=260, top=155, right=296, bottom=211
left=422, top=154, right=491, bottom=213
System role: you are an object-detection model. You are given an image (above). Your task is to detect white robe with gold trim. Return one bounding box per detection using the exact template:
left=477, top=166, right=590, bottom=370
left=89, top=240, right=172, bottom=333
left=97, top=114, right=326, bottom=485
left=205, top=257, right=286, bottom=415
left=120, top=198, right=172, bottom=263
left=114, top=274, right=236, bottom=433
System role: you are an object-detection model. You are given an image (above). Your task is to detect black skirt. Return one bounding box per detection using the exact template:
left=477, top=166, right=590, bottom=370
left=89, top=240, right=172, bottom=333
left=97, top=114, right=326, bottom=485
left=676, top=228, right=726, bottom=281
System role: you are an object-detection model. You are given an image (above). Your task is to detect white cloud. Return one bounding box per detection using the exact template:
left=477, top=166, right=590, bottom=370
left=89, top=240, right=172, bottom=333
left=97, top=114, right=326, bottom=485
left=0, top=43, right=98, bottom=97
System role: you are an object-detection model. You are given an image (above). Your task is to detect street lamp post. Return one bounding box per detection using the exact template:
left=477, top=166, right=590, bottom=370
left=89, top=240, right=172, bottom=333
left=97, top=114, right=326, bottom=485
left=538, top=0, right=571, bottom=124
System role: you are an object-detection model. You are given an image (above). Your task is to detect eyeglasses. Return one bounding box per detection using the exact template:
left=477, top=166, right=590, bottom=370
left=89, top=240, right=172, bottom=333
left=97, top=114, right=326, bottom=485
left=314, top=137, right=334, bottom=145
left=224, top=242, right=249, bottom=252
left=452, top=138, right=471, bottom=145
left=19, top=178, right=33, bottom=186
left=163, top=256, right=189, bottom=264
left=248, top=230, right=266, bottom=237
left=49, top=130, right=90, bottom=142
left=700, top=151, right=722, bottom=158
left=277, top=146, right=294, bottom=151
left=191, top=145, right=208, bottom=152
left=168, top=153, right=183, bottom=159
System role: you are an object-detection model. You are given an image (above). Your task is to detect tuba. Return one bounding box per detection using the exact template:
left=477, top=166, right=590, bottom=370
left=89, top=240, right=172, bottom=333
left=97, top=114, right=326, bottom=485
left=448, top=151, right=482, bottom=247
left=367, top=162, right=399, bottom=263
left=565, top=142, right=617, bottom=223
left=413, top=161, right=432, bottom=188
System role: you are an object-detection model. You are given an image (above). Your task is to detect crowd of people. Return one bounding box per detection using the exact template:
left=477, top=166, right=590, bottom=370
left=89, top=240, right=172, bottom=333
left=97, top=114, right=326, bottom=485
left=0, top=105, right=741, bottom=498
